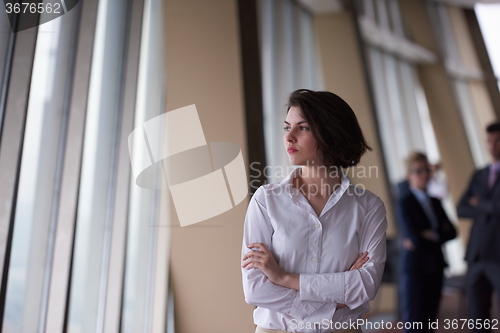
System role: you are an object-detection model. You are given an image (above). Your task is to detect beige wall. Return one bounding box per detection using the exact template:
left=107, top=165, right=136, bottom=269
left=314, top=11, right=397, bottom=313
left=164, top=0, right=254, bottom=332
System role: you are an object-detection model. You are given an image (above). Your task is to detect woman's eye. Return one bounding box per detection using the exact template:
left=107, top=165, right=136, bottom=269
left=299, top=126, right=309, bottom=131
left=283, top=126, right=290, bottom=131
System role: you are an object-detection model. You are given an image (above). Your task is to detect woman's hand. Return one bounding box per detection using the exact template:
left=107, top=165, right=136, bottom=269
left=242, top=245, right=370, bottom=304
left=336, top=252, right=370, bottom=309
left=349, top=252, right=369, bottom=270
left=242, top=243, right=298, bottom=289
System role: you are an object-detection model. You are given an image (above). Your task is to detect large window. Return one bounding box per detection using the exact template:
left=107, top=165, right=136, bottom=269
left=0, top=0, right=172, bottom=331
left=259, top=0, right=323, bottom=183
left=0, top=1, right=13, bottom=138
left=428, top=1, right=494, bottom=168
left=475, top=3, right=500, bottom=91
left=121, top=0, right=169, bottom=331
left=359, top=0, right=465, bottom=276
left=360, top=0, right=440, bottom=182
left=3, top=7, right=81, bottom=332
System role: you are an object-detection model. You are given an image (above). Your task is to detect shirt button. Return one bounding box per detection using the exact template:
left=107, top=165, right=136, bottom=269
left=312, top=257, right=318, bottom=263
left=316, top=223, right=321, bottom=229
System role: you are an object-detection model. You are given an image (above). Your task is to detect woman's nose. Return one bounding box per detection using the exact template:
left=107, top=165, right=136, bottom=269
left=285, top=130, right=296, bottom=142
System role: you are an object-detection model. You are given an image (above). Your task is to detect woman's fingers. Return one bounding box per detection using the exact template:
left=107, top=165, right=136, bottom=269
left=242, top=250, right=264, bottom=261
left=245, top=248, right=371, bottom=270
left=242, top=243, right=270, bottom=269
left=242, top=255, right=261, bottom=269
left=242, top=248, right=269, bottom=269
left=349, top=251, right=369, bottom=271
left=242, top=260, right=256, bottom=269
left=247, top=242, right=269, bottom=253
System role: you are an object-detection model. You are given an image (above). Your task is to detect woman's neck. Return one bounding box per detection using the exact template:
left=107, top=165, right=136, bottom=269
left=293, top=166, right=342, bottom=197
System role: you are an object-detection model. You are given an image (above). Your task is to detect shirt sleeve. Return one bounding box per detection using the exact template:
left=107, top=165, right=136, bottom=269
left=457, top=171, right=480, bottom=218
left=299, top=198, right=388, bottom=310
left=241, top=187, right=326, bottom=319
left=433, top=198, right=457, bottom=244
left=473, top=197, right=500, bottom=215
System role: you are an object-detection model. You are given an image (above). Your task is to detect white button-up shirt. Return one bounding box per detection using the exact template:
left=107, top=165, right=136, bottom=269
left=241, top=168, right=387, bottom=333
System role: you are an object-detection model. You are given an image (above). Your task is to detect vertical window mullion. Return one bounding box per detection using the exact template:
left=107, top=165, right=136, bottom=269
left=102, top=0, right=144, bottom=331
left=121, top=0, right=167, bottom=331
left=67, top=0, right=131, bottom=331
left=260, top=0, right=322, bottom=183
left=44, top=0, right=101, bottom=332
left=0, top=10, right=16, bottom=141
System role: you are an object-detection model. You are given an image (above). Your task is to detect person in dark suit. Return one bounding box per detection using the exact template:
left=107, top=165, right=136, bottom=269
left=399, top=152, right=457, bottom=333
left=457, top=122, right=500, bottom=332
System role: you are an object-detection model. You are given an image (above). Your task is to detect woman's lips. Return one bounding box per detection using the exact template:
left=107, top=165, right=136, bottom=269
left=287, top=148, right=298, bottom=153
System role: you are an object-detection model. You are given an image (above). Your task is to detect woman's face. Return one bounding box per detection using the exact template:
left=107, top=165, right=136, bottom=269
left=283, top=106, right=323, bottom=166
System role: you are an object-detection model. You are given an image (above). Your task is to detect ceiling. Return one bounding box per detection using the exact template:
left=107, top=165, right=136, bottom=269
left=435, top=0, right=500, bottom=8
left=296, top=0, right=500, bottom=14
left=295, top=0, right=344, bottom=14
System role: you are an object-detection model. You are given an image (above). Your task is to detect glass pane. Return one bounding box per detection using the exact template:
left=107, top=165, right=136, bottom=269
left=0, top=2, right=14, bottom=136
left=67, top=0, right=129, bottom=331
left=475, top=3, right=500, bottom=90
left=121, top=0, right=168, bottom=329
left=259, top=0, right=322, bottom=183
left=366, top=46, right=403, bottom=182
left=2, top=8, right=80, bottom=332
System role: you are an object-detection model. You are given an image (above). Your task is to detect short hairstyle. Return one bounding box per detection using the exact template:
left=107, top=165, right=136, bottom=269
left=405, top=151, right=428, bottom=174
left=486, top=122, right=500, bottom=133
left=286, top=89, right=372, bottom=168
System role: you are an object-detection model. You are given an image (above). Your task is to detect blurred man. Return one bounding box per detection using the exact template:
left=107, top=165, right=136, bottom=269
left=399, top=152, right=457, bottom=333
left=458, top=122, right=500, bottom=331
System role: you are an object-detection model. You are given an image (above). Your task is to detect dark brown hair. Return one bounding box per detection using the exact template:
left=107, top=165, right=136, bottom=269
left=486, top=122, right=500, bottom=133
left=287, top=89, right=372, bottom=168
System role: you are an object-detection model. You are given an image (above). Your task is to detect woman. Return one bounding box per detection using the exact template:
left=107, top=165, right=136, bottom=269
left=241, top=89, right=387, bottom=333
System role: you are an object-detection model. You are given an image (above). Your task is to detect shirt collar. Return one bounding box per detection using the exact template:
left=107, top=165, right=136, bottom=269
left=278, top=167, right=354, bottom=217
left=410, top=186, right=428, bottom=202
left=278, top=167, right=352, bottom=188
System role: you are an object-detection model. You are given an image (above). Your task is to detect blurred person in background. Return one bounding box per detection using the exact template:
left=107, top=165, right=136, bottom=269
left=398, top=152, right=457, bottom=333
left=457, top=122, right=500, bottom=332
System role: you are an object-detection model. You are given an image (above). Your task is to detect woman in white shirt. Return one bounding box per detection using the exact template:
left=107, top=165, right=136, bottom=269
left=241, top=89, right=388, bottom=333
